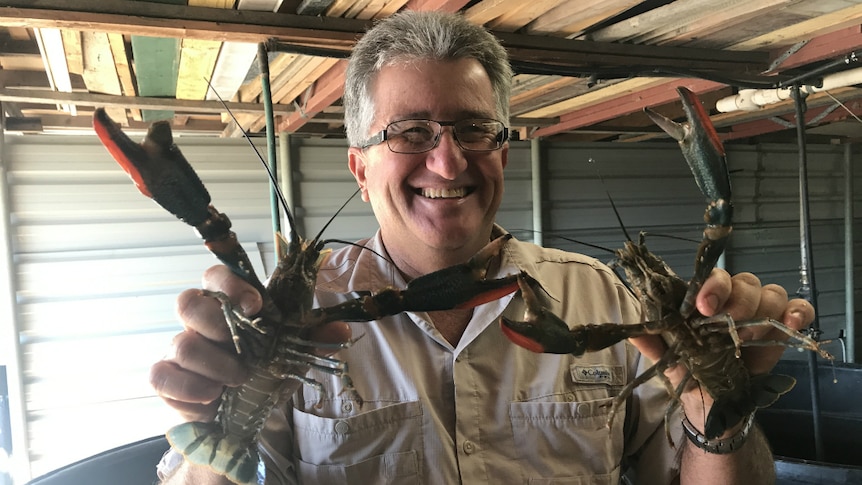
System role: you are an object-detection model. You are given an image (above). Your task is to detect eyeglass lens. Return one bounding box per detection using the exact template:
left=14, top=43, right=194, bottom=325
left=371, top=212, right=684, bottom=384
left=386, top=119, right=505, bottom=153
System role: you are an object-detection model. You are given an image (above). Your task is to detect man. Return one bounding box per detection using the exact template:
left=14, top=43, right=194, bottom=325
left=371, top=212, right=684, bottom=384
left=153, top=11, right=814, bottom=484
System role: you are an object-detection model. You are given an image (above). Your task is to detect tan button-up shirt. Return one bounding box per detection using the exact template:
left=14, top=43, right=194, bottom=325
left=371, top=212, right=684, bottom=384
left=260, top=226, right=680, bottom=484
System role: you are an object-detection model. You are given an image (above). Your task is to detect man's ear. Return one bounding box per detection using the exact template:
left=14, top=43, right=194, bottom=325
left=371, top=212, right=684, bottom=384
left=348, top=147, right=370, bottom=202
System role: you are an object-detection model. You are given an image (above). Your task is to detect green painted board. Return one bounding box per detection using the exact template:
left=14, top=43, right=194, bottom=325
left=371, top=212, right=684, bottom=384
left=131, top=36, right=180, bottom=122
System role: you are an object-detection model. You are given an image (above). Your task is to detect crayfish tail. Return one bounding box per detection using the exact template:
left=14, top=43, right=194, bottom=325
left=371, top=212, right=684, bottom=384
left=704, top=373, right=796, bottom=439
left=704, top=398, right=753, bottom=440
left=749, top=373, right=796, bottom=408
left=166, top=422, right=259, bottom=485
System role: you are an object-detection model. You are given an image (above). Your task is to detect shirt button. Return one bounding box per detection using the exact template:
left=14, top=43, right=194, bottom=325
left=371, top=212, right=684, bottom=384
left=341, top=401, right=354, bottom=413
left=334, top=420, right=350, bottom=434
left=462, top=440, right=476, bottom=454
left=564, top=393, right=576, bottom=402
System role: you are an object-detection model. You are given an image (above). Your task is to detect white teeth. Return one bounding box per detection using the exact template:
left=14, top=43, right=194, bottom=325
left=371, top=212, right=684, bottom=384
left=422, top=187, right=467, bottom=199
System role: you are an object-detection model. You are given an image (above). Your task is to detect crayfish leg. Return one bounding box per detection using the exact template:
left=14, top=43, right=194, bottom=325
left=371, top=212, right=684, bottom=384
left=734, top=318, right=834, bottom=360
left=691, top=313, right=742, bottom=358
left=201, top=289, right=267, bottom=355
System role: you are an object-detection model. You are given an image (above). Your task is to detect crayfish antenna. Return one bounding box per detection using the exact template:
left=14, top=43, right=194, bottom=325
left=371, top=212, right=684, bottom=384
left=206, top=75, right=363, bottom=250
left=312, top=188, right=362, bottom=246
left=510, top=229, right=616, bottom=257
left=588, top=158, right=634, bottom=244
left=203, top=76, right=300, bottom=245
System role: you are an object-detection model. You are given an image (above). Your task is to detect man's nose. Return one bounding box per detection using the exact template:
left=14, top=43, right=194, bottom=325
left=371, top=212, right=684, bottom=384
left=425, top=128, right=468, bottom=180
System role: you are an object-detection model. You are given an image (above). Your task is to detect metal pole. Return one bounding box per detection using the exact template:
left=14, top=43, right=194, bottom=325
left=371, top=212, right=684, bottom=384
left=530, top=137, right=543, bottom=246
left=278, top=131, right=296, bottom=233
left=257, top=43, right=280, bottom=255
left=792, top=85, right=825, bottom=462
left=845, top=143, right=856, bottom=363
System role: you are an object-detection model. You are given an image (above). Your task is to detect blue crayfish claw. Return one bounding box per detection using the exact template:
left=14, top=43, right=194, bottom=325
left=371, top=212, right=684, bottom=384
left=644, top=88, right=733, bottom=317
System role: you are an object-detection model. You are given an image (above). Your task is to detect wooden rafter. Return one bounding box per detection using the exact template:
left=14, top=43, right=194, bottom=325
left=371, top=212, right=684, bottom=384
left=0, top=89, right=293, bottom=114
left=0, top=1, right=771, bottom=74
left=532, top=78, right=725, bottom=138
left=277, top=60, right=346, bottom=132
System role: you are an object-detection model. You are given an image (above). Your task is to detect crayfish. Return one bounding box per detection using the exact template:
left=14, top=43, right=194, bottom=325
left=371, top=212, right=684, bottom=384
left=93, top=110, right=520, bottom=484
left=500, top=87, right=832, bottom=441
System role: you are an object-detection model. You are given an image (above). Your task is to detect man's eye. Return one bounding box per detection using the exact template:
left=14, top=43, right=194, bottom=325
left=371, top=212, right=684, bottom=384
left=458, top=125, right=495, bottom=141
left=396, top=125, right=433, bottom=140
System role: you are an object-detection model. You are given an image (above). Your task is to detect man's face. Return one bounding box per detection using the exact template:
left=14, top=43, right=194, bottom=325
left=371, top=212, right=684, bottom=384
left=348, top=58, right=508, bottom=261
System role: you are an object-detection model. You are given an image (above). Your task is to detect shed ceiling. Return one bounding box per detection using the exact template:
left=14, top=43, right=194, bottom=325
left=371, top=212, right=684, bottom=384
left=1, top=0, right=861, bottom=144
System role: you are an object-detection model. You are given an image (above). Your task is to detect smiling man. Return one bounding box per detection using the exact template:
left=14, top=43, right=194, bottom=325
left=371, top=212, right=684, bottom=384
left=152, top=11, right=814, bottom=485
left=349, top=58, right=508, bottom=273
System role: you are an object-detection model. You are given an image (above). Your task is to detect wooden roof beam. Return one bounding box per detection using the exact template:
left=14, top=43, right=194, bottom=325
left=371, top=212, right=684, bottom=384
left=403, top=0, right=471, bottom=13
left=277, top=60, right=346, bottom=133
left=1, top=0, right=770, bottom=73
left=0, top=0, right=368, bottom=50
left=769, top=25, right=862, bottom=72
left=532, top=78, right=724, bottom=138
left=0, top=88, right=293, bottom=114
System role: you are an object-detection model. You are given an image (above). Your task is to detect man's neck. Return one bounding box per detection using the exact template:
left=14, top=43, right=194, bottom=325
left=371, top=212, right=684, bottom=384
left=427, top=308, right=474, bottom=346
left=381, top=230, right=496, bottom=281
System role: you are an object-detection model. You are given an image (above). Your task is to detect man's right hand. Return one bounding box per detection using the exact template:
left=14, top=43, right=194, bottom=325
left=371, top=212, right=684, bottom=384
left=149, top=264, right=352, bottom=423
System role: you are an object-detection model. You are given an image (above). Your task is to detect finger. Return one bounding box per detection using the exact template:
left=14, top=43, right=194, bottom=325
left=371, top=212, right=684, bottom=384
left=717, top=272, right=762, bottom=322
left=162, top=397, right=220, bottom=423
left=202, top=265, right=262, bottom=316
left=736, top=283, right=789, bottom=342
left=628, top=335, right=666, bottom=364
left=781, top=298, right=815, bottom=332
left=740, top=294, right=814, bottom=376
left=150, top=359, right=225, bottom=405
left=753, top=284, right=789, bottom=320
left=176, top=288, right=234, bottom=344
left=695, top=268, right=732, bottom=316
left=628, top=335, right=689, bottom=391
left=309, top=321, right=353, bottom=357
left=169, top=331, right=248, bottom=386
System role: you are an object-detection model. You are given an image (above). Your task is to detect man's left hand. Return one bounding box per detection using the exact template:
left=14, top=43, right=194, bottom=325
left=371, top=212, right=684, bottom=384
left=629, top=268, right=816, bottom=433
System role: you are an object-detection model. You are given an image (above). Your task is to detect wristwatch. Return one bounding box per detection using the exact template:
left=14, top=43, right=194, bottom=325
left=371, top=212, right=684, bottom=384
left=681, top=412, right=755, bottom=454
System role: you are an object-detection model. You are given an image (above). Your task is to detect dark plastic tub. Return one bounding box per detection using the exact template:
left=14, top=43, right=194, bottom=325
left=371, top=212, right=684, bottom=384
left=759, top=359, right=862, bottom=483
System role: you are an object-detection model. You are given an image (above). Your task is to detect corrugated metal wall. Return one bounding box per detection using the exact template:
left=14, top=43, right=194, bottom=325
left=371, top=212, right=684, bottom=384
left=542, top=142, right=861, bottom=362
left=1, top=134, right=857, bottom=479
left=5, top=134, right=274, bottom=478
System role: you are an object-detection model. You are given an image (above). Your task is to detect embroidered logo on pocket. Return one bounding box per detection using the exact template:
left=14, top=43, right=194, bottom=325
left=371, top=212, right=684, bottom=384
left=570, top=364, right=621, bottom=385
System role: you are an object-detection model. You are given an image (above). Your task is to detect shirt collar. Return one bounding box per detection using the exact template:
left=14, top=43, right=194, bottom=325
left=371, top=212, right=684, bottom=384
left=315, top=225, right=558, bottom=301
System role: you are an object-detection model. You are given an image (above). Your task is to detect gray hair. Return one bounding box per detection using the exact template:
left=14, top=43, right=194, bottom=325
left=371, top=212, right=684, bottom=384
left=343, top=11, right=513, bottom=146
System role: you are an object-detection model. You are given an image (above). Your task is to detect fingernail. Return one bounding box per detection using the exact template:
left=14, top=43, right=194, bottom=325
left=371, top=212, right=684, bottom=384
left=705, top=294, right=719, bottom=314
left=240, top=290, right=261, bottom=315
left=788, top=309, right=804, bottom=326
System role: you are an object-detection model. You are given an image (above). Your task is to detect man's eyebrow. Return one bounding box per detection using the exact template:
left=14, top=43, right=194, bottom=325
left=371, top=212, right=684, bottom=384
left=390, top=111, right=432, bottom=120
left=389, top=111, right=497, bottom=122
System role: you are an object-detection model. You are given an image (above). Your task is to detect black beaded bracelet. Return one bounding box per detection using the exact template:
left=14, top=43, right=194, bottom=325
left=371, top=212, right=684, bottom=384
left=681, top=412, right=754, bottom=454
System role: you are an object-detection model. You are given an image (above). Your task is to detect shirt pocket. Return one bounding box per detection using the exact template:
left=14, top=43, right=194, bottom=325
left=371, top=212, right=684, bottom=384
left=509, top=396, right=624, bottom=483
left=292, top=400, right=424, bottom=484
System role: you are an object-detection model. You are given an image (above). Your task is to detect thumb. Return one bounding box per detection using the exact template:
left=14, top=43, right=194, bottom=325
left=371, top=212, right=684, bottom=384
left=628, top=334, right=666, bottom=363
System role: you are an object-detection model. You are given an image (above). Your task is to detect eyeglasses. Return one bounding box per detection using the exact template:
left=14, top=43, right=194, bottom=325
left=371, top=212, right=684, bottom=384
left=359, top=118, right=509, bottom=154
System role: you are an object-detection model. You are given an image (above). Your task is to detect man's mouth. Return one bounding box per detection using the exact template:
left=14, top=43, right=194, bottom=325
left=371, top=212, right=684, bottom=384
left=419, top=187, right=472, bottom=199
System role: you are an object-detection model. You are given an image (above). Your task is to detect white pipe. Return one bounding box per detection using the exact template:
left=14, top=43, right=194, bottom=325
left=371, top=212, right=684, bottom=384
left=716, top=66, right=862, bottom=112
